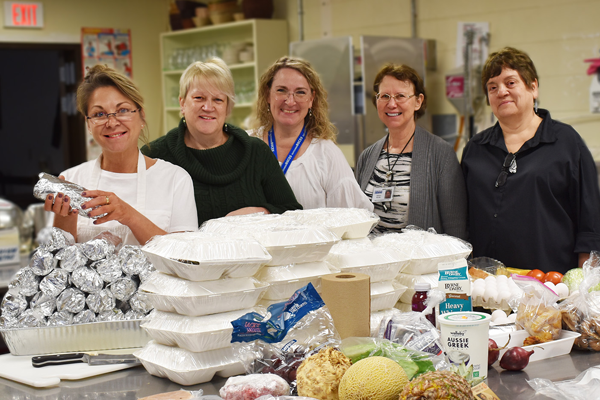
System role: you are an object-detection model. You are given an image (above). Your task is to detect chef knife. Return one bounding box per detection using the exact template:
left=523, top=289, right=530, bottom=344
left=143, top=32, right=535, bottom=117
left=32, top=353, right=139, bottom=368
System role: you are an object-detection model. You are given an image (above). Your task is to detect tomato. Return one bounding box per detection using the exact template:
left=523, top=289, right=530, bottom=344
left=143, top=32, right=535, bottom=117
left=543, top=271, right=564, bottom=285
left=527, top=269, right=545, bottom=282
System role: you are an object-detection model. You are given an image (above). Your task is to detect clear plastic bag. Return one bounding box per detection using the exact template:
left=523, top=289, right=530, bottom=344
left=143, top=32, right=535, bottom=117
left=511, top=274, right=561, bottom=343
left=559, top=252, right=600, bottom=350
left=230, top=283, right=340, bottom=387
left=528, top=365, right=600, bottom=400
left=220, top=374, right=290, bottom=400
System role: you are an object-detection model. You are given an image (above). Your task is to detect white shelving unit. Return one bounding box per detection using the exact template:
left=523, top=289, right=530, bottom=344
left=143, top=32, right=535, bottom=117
left=160, top=19, right=288, bottom=133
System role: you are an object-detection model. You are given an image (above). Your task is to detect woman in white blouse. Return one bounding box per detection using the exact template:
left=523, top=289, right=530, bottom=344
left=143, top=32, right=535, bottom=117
left=250, top=56, right=373, bottom=211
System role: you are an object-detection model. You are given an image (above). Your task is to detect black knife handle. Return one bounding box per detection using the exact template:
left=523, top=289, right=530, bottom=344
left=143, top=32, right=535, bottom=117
left=32, top=353, right=86, bottom=368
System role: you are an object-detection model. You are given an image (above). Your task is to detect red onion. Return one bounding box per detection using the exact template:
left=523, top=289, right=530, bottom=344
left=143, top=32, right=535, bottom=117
left=488, top=335, right=510, bottom=367
left=499, top=347, right=535, bottom=371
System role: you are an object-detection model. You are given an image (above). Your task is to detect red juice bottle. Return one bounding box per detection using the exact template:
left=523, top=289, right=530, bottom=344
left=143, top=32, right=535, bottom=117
left=412, top=282, right=436, bottom=326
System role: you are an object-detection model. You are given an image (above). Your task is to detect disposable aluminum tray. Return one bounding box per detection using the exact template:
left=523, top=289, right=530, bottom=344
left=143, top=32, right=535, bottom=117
left=0, top=319, right=150, bottom=356
left=143, top=250, right=268, bottom=281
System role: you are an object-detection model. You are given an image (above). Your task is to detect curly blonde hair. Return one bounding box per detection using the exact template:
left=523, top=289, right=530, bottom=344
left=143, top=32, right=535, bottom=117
left=252, top=56, right=337, bottom=142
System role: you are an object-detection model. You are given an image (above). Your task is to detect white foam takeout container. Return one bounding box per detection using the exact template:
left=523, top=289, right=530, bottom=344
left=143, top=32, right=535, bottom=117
left=142, top=233, right=272, bottom=281
left=0, top=319, right=150, bottom=356
left=256, top=261, right=334, bottom=300
left=134, top=341, right=245, bottom=386
left=140, top=309, right=251, bottom=353
left=371, top=282, right=408, bottom=312
left=327, top=246, right=410, bottom=283
left=283, top=208, right=379, bottom=239
left=489, top=329, right=581, bottom=363
left=140, top=273, right=268, bottom=317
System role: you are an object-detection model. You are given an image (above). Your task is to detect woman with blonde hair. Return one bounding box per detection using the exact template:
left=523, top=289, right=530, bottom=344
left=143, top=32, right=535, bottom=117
left=143, top=57, right=301, bottom=225
left=45, top=65, right=198, bottom=245
left=251, top=56, right=372, bottom=210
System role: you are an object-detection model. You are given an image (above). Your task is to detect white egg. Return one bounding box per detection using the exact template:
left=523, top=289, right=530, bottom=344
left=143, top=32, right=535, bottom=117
left=507, top=313, right=517, bottom=323
left=544, top=282, right=556, bottom=293
left=555, top=282, right=569, bottom=298
left=508, top=278, right=518, bottom=288
left=473, top=278, right=486, bottom=288
left=496, top=275, right=509, bottom=284
left=497, top=290, right=511, bottom=304
left=491, top=309, right=507, bottom=322
left=494, top=317, right=512, bottom=325
left=497, top=282, right=509, bottom=292
left=471, top=286, right=485, bottom=299
left=484, top=288, right=498, bottom=303
left=484, top=276, right=497, bottom=284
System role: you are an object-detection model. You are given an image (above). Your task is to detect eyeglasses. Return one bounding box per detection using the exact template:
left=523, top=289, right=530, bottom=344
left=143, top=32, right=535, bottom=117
left=376, top=93, right=416, bottom=104
left=495, top=152, right=517, bottom=188
left=86, top=108, right=141, bottom=125
left=272, top=88, right=311, bottom=103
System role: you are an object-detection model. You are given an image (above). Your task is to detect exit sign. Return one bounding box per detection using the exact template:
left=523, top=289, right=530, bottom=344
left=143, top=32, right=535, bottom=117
left=4, top=2, right=43, bottom=28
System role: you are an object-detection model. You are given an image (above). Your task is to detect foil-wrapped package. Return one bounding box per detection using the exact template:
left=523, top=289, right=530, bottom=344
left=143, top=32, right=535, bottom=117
left=86, top=289, right=116, bottom=313
left=11, top=266, right=41, bottom=296
left=0, top=315, right=16, bottom=329
left=118, top=245, right=147, bottom=276
left=110, top=277, right=137, bottom=301
left=56, top=288, right=86, bottom=313
left=138, top=261, right=156, bottom=282
left=56, top=245, right=88, bottom=272
left=93, top=256, right=123, bottom=283
left=30, top=292, right=57, bottom=317
left=17, top=309, right=46, bottom=328
left=39, top=269, right=69, bottom=297
left=82, top=236, right=119, bottom=261
left=125, top=310, right=146, bottom=320
left=97, top=309, right=124, bottom=322
left=71, top=266, right=103, bottom=293
left=33, top=173, right=93, bottom=218
left=48, top=310, right=74, bottom=326
left=73, top=309, right=96, bottom=324
left=1, top=292, right=28, bottom=317
left=36, top=226, right=75, bottom=251
left=30, top=248, right=58, bottom=276
left=129, top=292, right=152, bottom=313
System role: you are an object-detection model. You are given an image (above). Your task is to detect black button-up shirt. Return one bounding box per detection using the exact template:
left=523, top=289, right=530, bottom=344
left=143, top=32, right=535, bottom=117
left=461, top=109, right=600, bottom=274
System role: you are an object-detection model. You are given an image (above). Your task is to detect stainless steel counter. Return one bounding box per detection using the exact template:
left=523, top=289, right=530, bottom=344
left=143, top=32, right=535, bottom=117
left=1, top=349, right=599, bottom=399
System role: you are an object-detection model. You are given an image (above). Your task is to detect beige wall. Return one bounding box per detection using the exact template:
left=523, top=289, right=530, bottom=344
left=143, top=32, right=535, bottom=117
left=276, top=0, right=600, bottom=157
left=0, top=0, right=170, bottom=142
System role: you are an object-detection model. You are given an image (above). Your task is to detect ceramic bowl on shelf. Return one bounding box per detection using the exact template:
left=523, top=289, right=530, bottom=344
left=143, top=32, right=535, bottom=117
left=209, top=11, right=233, bottom=25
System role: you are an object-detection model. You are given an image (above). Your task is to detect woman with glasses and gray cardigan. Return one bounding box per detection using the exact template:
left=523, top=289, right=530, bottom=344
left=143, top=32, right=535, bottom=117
left=355, top=63, right=467, bottom=239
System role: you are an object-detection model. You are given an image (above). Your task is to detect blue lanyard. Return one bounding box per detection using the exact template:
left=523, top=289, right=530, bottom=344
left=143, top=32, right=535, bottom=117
left=268, top=123, right=307, bottom=175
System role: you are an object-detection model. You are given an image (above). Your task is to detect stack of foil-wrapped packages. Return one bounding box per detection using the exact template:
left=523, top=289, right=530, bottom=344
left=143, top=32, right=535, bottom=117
left=0, top=227, right=154, bottom=330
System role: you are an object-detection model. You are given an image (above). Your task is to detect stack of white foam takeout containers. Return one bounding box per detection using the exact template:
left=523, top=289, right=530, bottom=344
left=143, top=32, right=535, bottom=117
left=134, top=232, right=273, bottom=386
left=372, top=229, right=473, bottom=312
left=284, top=208, right=408, bottom=314
left=201, top=213, right=342, bottom=308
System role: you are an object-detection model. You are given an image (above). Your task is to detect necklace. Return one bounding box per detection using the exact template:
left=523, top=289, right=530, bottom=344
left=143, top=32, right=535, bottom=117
left=268, top=122, right=308, bottom=175
left=385, top=131, right=415, bottom=182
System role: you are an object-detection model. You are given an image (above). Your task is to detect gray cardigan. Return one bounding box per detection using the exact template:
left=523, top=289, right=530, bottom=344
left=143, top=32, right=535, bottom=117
left=355, top=125, right=468, bottom=240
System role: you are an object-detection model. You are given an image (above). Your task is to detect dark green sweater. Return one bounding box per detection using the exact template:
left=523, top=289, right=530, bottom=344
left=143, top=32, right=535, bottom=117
left=141, top=119, right=302, bottom=226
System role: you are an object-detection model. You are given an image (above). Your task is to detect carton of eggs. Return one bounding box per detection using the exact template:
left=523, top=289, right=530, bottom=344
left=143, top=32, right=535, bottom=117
left=471, top=275, right=523, bottom=311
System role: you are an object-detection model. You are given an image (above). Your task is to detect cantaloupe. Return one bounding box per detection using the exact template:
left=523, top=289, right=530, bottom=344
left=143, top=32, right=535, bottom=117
left=338, top=356, right=409, bottom=400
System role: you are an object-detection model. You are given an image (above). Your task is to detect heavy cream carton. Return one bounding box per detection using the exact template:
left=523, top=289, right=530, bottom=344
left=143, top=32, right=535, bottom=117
left=438, top=258, right=472, bottom=315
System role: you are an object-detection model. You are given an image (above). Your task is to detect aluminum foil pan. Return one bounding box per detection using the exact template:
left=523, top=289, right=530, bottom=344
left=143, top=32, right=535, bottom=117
left=0, top=319, right=150, bottom=356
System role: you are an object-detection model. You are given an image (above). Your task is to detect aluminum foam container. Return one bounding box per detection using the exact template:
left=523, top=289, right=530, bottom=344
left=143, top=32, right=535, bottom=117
left=0, top=319, right=150, bottom=356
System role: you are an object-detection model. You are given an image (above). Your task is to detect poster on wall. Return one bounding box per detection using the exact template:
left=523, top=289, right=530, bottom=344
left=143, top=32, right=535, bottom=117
left=81, top=28, right=133, bottom=160
left=81, top=28, right=133, bottom=78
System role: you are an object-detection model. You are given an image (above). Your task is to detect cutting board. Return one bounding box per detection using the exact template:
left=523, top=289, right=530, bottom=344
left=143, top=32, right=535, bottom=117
left=0, top=353, right=140, bottom=388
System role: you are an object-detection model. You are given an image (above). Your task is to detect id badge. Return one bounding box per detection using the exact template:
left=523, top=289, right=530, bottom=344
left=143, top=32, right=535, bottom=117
left=372, top=186, right=394, bottom=203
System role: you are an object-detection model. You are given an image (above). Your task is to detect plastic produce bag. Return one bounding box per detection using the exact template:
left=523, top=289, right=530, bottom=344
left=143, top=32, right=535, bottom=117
left=220, top=374, right=290, bottom=400
left=528, top=365, right=600, bottom=400
left=511, top=274, right=561, bottom=343
left=230, top=283, right=340, bottom=388
left=340, top=337, right=437, bottom=380
left=559, top=252, right=600, bottom=350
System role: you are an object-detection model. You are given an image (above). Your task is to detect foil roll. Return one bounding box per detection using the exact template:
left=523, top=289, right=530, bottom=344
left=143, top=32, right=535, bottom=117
left=30, top=292, right=57, bottom=317
left=93, top=256, right=123, bottom=283
left=56, top=288, right=86, bottom=313
left=118, top=245, right=147, bottom=276
left=82, top=238, right=116, bottom=261
left=109, top=277, right=137, bottom=301
left=71, top=266, right=104, bottom=294
left=39, top=268, right=69, bottom=297
left=86, top=289, right=116, bottom=313
left=129, top=292, right=152, bottom=313
left=56, top=245, right=88, bottom=272
left=11, top=266, right=41, bottom=296
left=33, top=173, right=92, bottom=218
left=1, top=292, right=28, bottom=317
left=16, top=309, right=46, bottom=328
left=47, top=310, right=74, bottom=326
left=36, top=226, right=75, bottom=252
left=73, top=309, right=96, bottom=324
left=30, top=249, right=57, bottom=276
left=97, top=309, right=124, bottom=322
